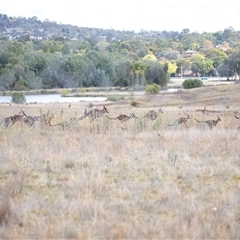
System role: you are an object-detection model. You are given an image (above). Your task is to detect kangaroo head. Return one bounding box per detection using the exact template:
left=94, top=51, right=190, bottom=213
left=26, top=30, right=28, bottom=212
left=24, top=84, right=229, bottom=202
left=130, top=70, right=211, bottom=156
left=103, top=106, right=109, bottom=113
left=131, top=113, right=137, bottom=118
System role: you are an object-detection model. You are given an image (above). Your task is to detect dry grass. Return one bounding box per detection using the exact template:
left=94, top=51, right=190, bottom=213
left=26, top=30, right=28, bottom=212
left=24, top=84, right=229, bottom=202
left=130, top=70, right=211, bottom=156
left=0, top=84, right=240, bottom=238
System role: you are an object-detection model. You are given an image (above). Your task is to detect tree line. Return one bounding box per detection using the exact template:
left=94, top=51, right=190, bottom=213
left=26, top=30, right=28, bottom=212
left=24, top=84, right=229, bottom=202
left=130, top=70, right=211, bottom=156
left=0, top=39, right=170, bottom=91
left=0, top=14, right=240, bottom=91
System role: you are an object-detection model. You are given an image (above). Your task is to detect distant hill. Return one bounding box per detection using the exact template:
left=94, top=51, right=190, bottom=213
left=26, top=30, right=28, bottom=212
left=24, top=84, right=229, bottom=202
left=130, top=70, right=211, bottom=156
left=0, top=13, right=180, bottom=41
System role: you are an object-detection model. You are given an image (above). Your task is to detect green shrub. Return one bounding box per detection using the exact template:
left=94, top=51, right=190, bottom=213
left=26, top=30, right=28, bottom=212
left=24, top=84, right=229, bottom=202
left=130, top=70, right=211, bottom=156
left=80, top=88, right=87, bottom=93
left=60, top=88, right=70, bottom=96
left=182, top=78, right=203, bottom=89
left=107, top=95, right=125, bottom=102
left=11, top=92, right=26, bottom=104
left=145, top=83, right=160, bottom=95
left=131, top=100, right=138, bottom=107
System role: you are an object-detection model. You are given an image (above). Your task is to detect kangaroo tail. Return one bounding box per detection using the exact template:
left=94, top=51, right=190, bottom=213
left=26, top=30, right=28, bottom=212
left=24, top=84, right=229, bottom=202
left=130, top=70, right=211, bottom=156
left=106, top=116, right=117, bottom=120
left=167, top=120, right=177, bottom=126
left=194, top=118, right=201, bottom=123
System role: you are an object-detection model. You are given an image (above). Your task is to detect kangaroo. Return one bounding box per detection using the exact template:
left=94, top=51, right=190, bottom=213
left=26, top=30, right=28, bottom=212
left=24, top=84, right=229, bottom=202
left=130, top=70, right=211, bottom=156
left=168, top=114, right=190, bottom=126
left=202, top=107, right=207, bottom=114
left=21, top=111, right=39, bottom=127
left=0, top=116, right=13, bottom=129
left=107, top=113, right=137, bottom=122
left=194, top=116, right=221, bottom=129
left=3, top=110, right=27, bottom=128
left=79, top=106, right=109, bottom=121
left=143, top=109, right=163, bottom=121
left=39, top=110, right=54, bottom=128
left=49, top=119, right=71, bottom=130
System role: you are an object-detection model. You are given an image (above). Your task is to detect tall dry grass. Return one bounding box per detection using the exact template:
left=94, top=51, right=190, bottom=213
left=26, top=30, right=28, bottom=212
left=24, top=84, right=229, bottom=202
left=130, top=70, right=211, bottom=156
left=0, top=104, right=240, bottom=238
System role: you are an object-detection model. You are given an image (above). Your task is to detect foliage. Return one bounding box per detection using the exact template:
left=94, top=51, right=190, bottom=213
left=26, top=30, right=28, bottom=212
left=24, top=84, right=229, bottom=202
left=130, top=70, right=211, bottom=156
left=107, top=95, right=125, bottom=101
left=1, top=14, right=240, bottom=90
left=60, top=88, right=70, bottom=96
left=11, top=92, right=26, bottom=104
left=167, top=61, right=177, bottom=74
left=182, top=78, right=203, bottom=89
left=130, top=100, right=138, bottom=107
left=145, top=83, right=160, bottom=95
left=227, top=50, right=240, bottom=78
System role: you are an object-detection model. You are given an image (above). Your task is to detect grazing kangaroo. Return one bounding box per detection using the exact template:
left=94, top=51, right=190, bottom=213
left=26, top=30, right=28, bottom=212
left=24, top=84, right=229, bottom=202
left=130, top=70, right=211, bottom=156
left=168, top=113, right=190, bottom=126
left=107, top=113, right=137, bottom=122
left=234, top=115, right=240, bottom=120
left=194, top=116, right=221, bottom=129
left=79, top=106, right=109, bottom=121
left=143, top=109, right=163, bottom=121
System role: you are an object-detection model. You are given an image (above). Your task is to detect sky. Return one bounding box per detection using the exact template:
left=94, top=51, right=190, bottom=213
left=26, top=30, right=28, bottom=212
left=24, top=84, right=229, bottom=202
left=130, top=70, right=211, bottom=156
left=1, top=0, right=240, bottom=33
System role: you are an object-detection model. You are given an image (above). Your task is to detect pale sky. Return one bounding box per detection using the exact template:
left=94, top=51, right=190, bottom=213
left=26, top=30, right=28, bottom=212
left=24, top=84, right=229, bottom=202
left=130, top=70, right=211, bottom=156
left=1, top=0, right=240, bottom=33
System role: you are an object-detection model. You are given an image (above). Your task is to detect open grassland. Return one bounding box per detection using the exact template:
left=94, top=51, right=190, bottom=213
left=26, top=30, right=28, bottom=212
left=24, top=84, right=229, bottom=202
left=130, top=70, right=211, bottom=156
left=0, top=83, right=240, bottom=239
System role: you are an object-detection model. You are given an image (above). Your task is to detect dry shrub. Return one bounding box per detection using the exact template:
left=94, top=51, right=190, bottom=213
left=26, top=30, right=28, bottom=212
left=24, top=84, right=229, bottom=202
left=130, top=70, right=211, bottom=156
left=0, top=194, right=11, bottom=226
left=0, top=172, right=24, bottom=230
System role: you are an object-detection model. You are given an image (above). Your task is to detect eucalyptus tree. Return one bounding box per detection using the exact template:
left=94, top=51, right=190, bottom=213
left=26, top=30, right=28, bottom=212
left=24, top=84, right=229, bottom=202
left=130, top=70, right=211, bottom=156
left=227, top=50, right=240, bottom=79
left=204, top=48, right=227, bottom=68
left=144, top=60, right=169, bottom=87
left=217, top=59, right=234, bottom=79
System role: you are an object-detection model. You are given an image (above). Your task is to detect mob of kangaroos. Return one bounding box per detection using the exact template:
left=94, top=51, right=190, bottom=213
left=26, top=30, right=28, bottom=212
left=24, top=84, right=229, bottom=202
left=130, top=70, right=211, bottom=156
left=0, top=109, right=26, bottom=128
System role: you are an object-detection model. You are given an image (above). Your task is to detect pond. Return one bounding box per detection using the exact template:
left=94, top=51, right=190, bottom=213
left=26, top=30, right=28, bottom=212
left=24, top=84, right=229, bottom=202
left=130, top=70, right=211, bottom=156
left=0, top=94, right=107, bottom=104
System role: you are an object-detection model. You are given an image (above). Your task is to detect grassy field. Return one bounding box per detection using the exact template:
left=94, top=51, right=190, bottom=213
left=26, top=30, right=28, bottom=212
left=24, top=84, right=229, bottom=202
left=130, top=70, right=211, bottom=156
left=0, top=83, right=240, bottom=239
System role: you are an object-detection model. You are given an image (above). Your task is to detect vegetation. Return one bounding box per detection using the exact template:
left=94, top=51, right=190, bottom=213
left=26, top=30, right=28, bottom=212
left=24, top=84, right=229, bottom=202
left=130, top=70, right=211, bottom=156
left=11, top=92, right=26, bottom=104
left=145, top=83, right=160, bottom=94
left=0, top=14, right=240, bottom=92
left=0, top=94, right=239, bottom=238
left=182, top=78, right=203, bottom=89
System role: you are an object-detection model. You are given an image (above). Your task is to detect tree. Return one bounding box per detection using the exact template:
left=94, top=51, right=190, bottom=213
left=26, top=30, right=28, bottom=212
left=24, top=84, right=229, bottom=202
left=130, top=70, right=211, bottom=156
left=204, top=48, right=227, bottom=68
left=159, top=50, right=180, bottom=60
left=11, top=92, right=26, bottom=104
left=228, top=50, right=240, bottom=79
left=217, top=60, right=234, bottom=79
left=144, top=60, right=169, bottom=87
left=176, top=58, right=191, bottom=76
left=190, top=54, right=213, bottom=76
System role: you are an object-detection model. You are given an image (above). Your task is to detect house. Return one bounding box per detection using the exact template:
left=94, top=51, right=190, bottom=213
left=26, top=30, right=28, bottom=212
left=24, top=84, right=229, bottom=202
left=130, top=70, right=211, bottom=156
left=181, top=50, right=198, bottom=58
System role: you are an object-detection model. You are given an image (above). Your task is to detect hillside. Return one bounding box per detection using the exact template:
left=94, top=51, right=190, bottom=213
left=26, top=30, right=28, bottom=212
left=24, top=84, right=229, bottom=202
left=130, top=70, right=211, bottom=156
left=136, top=82, right=240, bottom=111
left=0, top=13, right=177, bottom=41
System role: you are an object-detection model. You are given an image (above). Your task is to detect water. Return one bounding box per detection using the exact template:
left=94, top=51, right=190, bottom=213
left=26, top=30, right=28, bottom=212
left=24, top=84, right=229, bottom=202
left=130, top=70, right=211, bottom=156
left=0, top=89, right=180, bottom=104
left=0, top=94, right=107, bottom=104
